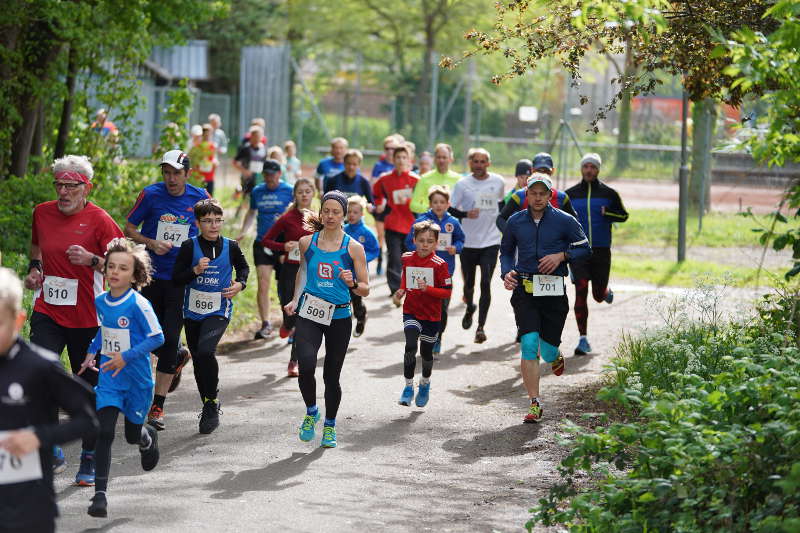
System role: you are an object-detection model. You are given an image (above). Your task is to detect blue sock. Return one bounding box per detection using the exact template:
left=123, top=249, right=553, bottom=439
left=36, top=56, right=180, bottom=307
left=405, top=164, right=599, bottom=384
left=324, top=417, right=336, bottom=427
left=306, top=405, right=318, bottom=417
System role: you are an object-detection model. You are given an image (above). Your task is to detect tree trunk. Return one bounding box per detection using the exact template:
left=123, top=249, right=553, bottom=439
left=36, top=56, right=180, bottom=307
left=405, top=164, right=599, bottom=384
left=30, top=102, right=44, bottom=174
left=689, top=98, right=717, bottom=214
left=615, top=38, right=636, bottom=173
left=55, top=45, right=78, bottom=159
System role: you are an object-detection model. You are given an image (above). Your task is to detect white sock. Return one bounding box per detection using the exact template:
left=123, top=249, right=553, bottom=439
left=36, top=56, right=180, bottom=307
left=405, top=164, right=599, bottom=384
left=419, top=377, right=430, bottom=386
left=405, top=378, right=414, bottom=387
left=579, top=335, right=588, bottom=342
left=531, top=397, right=541, bottom=406
left=139, top=427, right=152, bottom=449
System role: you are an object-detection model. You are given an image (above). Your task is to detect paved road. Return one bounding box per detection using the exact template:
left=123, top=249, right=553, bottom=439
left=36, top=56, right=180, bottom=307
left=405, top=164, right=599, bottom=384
left=55, top=273, right=756, bottom=532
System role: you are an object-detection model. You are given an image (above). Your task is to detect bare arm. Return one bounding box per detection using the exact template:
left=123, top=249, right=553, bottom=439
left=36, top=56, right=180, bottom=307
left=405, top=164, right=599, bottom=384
left=349, top=240, right=370, bottom=297
left=24, top=243, right=43, bottom=290
left=236, top=209, right=256, bottom=241
left=285, top=235, right=311, bottom=315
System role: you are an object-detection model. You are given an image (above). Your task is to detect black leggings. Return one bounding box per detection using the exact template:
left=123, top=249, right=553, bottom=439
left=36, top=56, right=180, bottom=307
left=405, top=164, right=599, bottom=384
left=385, top=229, right=407, bottom=294
left=572, top=247, right=612, bottom=336
left=403, top=328, right=435, bottom=380
left=184, top=316, right=229, bottom=401
left=94, top=407, right=146, bottom=493
left=278, top=262, right=300, bottom=362
left=439, top=298, right=450, bottom=338
left=351, top=293, right=367, bottom=322
left=460, top=245, right=499, bottom=328
left=295, top=315, right=352, bottom=420
left=141, top=279, right=184, bottom=374
left=29, top=311, right=98, bottom=451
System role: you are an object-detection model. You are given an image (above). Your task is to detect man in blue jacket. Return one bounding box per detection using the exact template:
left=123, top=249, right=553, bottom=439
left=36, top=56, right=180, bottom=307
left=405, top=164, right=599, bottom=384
left=565, top=153, right=629, bottom=356
left=500, top=173, right=590, bottom=423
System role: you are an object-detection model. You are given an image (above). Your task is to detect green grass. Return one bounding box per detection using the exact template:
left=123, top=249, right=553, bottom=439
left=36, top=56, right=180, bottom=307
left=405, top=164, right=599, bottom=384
left=612, top=253, right=782, bottom=287
left=614, top=208, right=769, bottom=248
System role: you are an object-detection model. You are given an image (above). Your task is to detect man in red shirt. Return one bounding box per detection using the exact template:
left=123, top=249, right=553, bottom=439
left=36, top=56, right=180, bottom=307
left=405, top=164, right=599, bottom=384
left=392, top=220, right=452, bottom=408
left=23, top=154, right=123, bottom=486
left=372, top=144, right=419, bottom=295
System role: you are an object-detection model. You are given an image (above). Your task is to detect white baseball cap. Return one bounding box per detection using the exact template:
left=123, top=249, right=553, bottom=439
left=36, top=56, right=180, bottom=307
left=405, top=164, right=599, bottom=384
left=580, top=153, right=602, bottom=169
left=526, top=173, right=553, bottom=191
left=190, top=124, right=203, bottom=136
left=161, top=150, right=190, bottom=170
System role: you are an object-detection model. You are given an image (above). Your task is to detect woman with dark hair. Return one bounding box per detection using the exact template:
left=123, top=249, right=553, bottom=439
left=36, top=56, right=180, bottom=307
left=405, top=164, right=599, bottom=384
left=284, top=191, right=370, bottom=448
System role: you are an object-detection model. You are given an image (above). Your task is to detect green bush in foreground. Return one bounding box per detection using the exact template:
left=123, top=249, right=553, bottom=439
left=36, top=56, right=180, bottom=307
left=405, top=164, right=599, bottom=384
left=528, top=291, right=800, bottom=532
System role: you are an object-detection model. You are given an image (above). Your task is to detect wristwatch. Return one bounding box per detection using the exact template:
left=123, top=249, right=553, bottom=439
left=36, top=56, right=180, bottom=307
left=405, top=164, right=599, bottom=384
left=90, top=255, right=100, bottom=268
left=350, top=280, right=358, bottom=289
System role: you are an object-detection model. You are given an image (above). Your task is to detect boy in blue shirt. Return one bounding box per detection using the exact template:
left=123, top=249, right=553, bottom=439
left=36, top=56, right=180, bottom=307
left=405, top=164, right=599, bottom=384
left=405, top=185, right=465, bottom=355
left=344, top=195, right=380, bottom=337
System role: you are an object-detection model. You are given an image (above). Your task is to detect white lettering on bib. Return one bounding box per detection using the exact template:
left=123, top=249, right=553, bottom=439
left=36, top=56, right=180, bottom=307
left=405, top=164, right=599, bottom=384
left=0, top=430, right=43, bottom=485
left=477, top=193, right=497, bottom=211
left=199, top=160, right=214, bottom=173
left=406, top=267, right=434, bottom=290
left=101, top=326, right=131, bottom=355
left=156, top=221, right=189, bottom=245
left=188, top=288, right=222, bottom=315
left=298, top=294, right=335, bottom=325
left=392, top=187, right=413, bottom=205
left=43, top=276, right=78, bottom=306
left=249, top=160, right=264, bottom=174
left=437, top=232, right=452, bottom=251
left=523, top=275, right=565, bottom=296
left=288, top=247, right=301, bottom=262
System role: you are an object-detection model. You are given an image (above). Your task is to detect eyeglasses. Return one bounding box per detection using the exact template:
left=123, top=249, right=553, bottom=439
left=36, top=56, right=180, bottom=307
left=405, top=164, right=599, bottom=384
left=53, top=181, right=84, bottom=190
left=199, top=218, right=224, bottom=225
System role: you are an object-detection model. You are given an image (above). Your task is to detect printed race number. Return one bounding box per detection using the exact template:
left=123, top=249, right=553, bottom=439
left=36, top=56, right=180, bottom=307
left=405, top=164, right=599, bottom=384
left=523, top=275, right=565, bottom=296
left=156, top=221, right=189, bottom=245
left=298, top=294, right=335, bottom=326
left=188, top=289, right=222, bottom=315
left=0, top=430, right=44, bottom=485
left=477, top=193, right=498, bottom=211
left=392, top=187, right=413, bottom=205
left=436, top=232, right=452, bottom=251
left=249, top=160, right=264, bottom=174
left=288, top=247, right=301, bottom=262
left=406, top=267, right=434, bottom=290
left=101, top=327, right=131, bottom=355
left=42, top=276, right=78, bottom=306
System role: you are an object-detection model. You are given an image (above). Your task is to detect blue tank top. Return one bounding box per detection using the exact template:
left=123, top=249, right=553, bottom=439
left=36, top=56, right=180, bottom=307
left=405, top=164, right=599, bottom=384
left=183, top=236, right=233, bottom=321
left=302, top=232, right=354, bottom=319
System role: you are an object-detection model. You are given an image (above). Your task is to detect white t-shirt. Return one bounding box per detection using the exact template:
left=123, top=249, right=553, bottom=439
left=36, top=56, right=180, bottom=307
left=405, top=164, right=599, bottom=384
left=451, top=173, right=506, bottom=248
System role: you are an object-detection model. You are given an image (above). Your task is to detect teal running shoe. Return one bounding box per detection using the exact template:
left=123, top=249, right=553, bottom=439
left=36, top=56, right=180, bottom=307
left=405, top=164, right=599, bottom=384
left=321, top=426, right=337, bottom=448
left=415, top=383, right=430, bottom=407
left=299, top=411, right=320, bottom=442
left=398, top=385, right=414, bottom=406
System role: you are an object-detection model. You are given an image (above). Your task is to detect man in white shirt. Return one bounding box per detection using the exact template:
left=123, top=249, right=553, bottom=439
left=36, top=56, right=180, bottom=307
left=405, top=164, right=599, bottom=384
left=450, top=148, right=505, bottom=343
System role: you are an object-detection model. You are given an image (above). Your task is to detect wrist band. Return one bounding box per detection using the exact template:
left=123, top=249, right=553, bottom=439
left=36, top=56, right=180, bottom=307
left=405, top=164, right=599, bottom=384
left=28, top=259, right=42, bottom=273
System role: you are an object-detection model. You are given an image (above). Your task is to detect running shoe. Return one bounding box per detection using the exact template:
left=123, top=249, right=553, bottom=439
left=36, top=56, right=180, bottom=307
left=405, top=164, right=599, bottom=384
left=279, top=325, right=294, bottom=339
left=461, top=304, right=476, bottom=330
left=574, top=337, right=592, bottom=356
left=140, top=424, right=160, bottom=471
left=199, top=399, right=221, bottom=434
left=299, top=411, right=320, bottom=442
left=398, top=385, right=415, bottom=406
left=147, top=405, right=165, bottom=431
left=432, top=340, right=441, bottom=357
left=604, top=289, right=614, bottom=304
left=321, top=426, right=337, bottom=448
left=287, top=360, right=299, bottom=377
left=87, top=492, right=108, bottom=518
left=524, top=399, right=543, bottom=423
left=415, top=383, right=430, bottom=407
left=254, top=322, right=273, bottom=339
left=474, top=327, right=487, bottom=344
left=353, top=318, right=366, bottom=337
left=169, top=346, right=192, bottom=393
left=551, top=353, right=565, bottom=376
left=53, top=446, right=67, bottom=474
left=74, top=450, right=95, bottom=486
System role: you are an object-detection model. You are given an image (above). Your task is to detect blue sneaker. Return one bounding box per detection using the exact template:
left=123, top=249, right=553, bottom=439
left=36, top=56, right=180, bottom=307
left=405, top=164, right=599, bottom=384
left=321, top=426, right=337, bottom=448
left=299, top=411, right=320, bottom=442
left=604, top=289, right=614, bottom=304
left=53, top=446, right=66, bottom=474
left=574, top=337, right=592, bottom=356
left=415, top=383, right=430, bottom=407
left=74, top=450, right=95, bottom=486
left=398, top=385, right=414, bottom=406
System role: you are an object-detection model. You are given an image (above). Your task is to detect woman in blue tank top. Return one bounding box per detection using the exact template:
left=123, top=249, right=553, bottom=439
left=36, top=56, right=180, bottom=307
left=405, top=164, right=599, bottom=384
left=285, top=191, right=370, bottom=448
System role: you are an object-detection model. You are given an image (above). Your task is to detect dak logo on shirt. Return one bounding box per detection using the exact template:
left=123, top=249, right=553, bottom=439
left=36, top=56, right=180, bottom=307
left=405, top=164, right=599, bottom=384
left=318, top=263, right=333, bottom=279
left=359, top=236, right=365, bottom=243
left=117, top=316, right=129, bottom=328
left=445, top=223, right=454, bottom=232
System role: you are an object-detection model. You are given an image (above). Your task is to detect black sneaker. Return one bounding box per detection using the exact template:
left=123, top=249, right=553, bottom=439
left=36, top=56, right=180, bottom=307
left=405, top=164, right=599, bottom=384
left=199, top=399, right=221, bottom=434
left=474, top=327, right=487, bottom=344
left=140, top=425, right=159, bottom=471
left=88, top=492, right=107, bottom=518
left=461, top=304, right=476, bottom=330
left=169, top=346, right=191, bottom=393
left=353, top=318, right=366, bottom=337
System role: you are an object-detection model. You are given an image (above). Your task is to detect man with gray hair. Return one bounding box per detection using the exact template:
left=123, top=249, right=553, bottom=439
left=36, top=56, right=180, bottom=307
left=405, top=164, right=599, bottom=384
left=24, top=155, right=123, bottom=486
left=0, top=267, right=98, bottom=532
left=208, top=113, right=228, bottom=155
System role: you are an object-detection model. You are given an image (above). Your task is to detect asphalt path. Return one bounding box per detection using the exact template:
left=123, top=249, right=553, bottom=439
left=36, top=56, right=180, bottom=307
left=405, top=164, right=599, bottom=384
left=54, top=272, right=755, bottom=532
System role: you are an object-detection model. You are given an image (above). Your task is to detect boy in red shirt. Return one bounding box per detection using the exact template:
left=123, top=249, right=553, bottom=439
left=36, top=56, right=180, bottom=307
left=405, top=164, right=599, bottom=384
left=392, top=220, right=452, bottom=408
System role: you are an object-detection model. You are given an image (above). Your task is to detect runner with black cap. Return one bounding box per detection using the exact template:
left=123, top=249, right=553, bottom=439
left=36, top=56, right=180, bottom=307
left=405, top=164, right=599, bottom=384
left=124, top=149, right=210, bottom=431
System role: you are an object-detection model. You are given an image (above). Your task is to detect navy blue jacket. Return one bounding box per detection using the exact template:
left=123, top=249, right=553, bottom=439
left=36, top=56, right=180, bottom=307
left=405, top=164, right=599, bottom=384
left=324, top=171, right=374, bottom=203
left=500, top=204, right=590, bottom=278
left=564, top=179, right=628, bottom=247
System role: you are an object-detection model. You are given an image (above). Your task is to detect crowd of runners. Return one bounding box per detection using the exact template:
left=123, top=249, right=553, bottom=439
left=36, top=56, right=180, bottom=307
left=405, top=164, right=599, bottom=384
left=0, top=129, right=628, bottom=530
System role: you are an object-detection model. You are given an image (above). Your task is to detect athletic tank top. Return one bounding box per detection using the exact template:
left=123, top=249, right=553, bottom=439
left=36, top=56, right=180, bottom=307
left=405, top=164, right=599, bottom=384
left=301, top=232, right=354, bottom=319
left=183, top=236, right=233, bottom=321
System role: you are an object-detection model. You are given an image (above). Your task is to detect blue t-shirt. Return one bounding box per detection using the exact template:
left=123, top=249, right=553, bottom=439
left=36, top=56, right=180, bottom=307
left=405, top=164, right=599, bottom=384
left=127, top=182, right=210, bottom=280
left=372, top=157, right=393, bottom=179
left=250, top=181, right=294, bottom=241
left=302, top=232, right=354, bottom=319
left=88, top=288, right=163, bottom=389
left=316, top=157, right=345, bottom=190
left=344, top=219, right=380, bottom=263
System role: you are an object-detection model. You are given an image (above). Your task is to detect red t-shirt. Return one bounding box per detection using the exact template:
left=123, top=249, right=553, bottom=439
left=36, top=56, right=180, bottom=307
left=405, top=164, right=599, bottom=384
left=372, top=170, right=419, bottom=234
left=261, top=208, right=312, bottom=264
left=31, top=201, right=124, bottom=328
left=400, top=251, right=452, bottom=321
